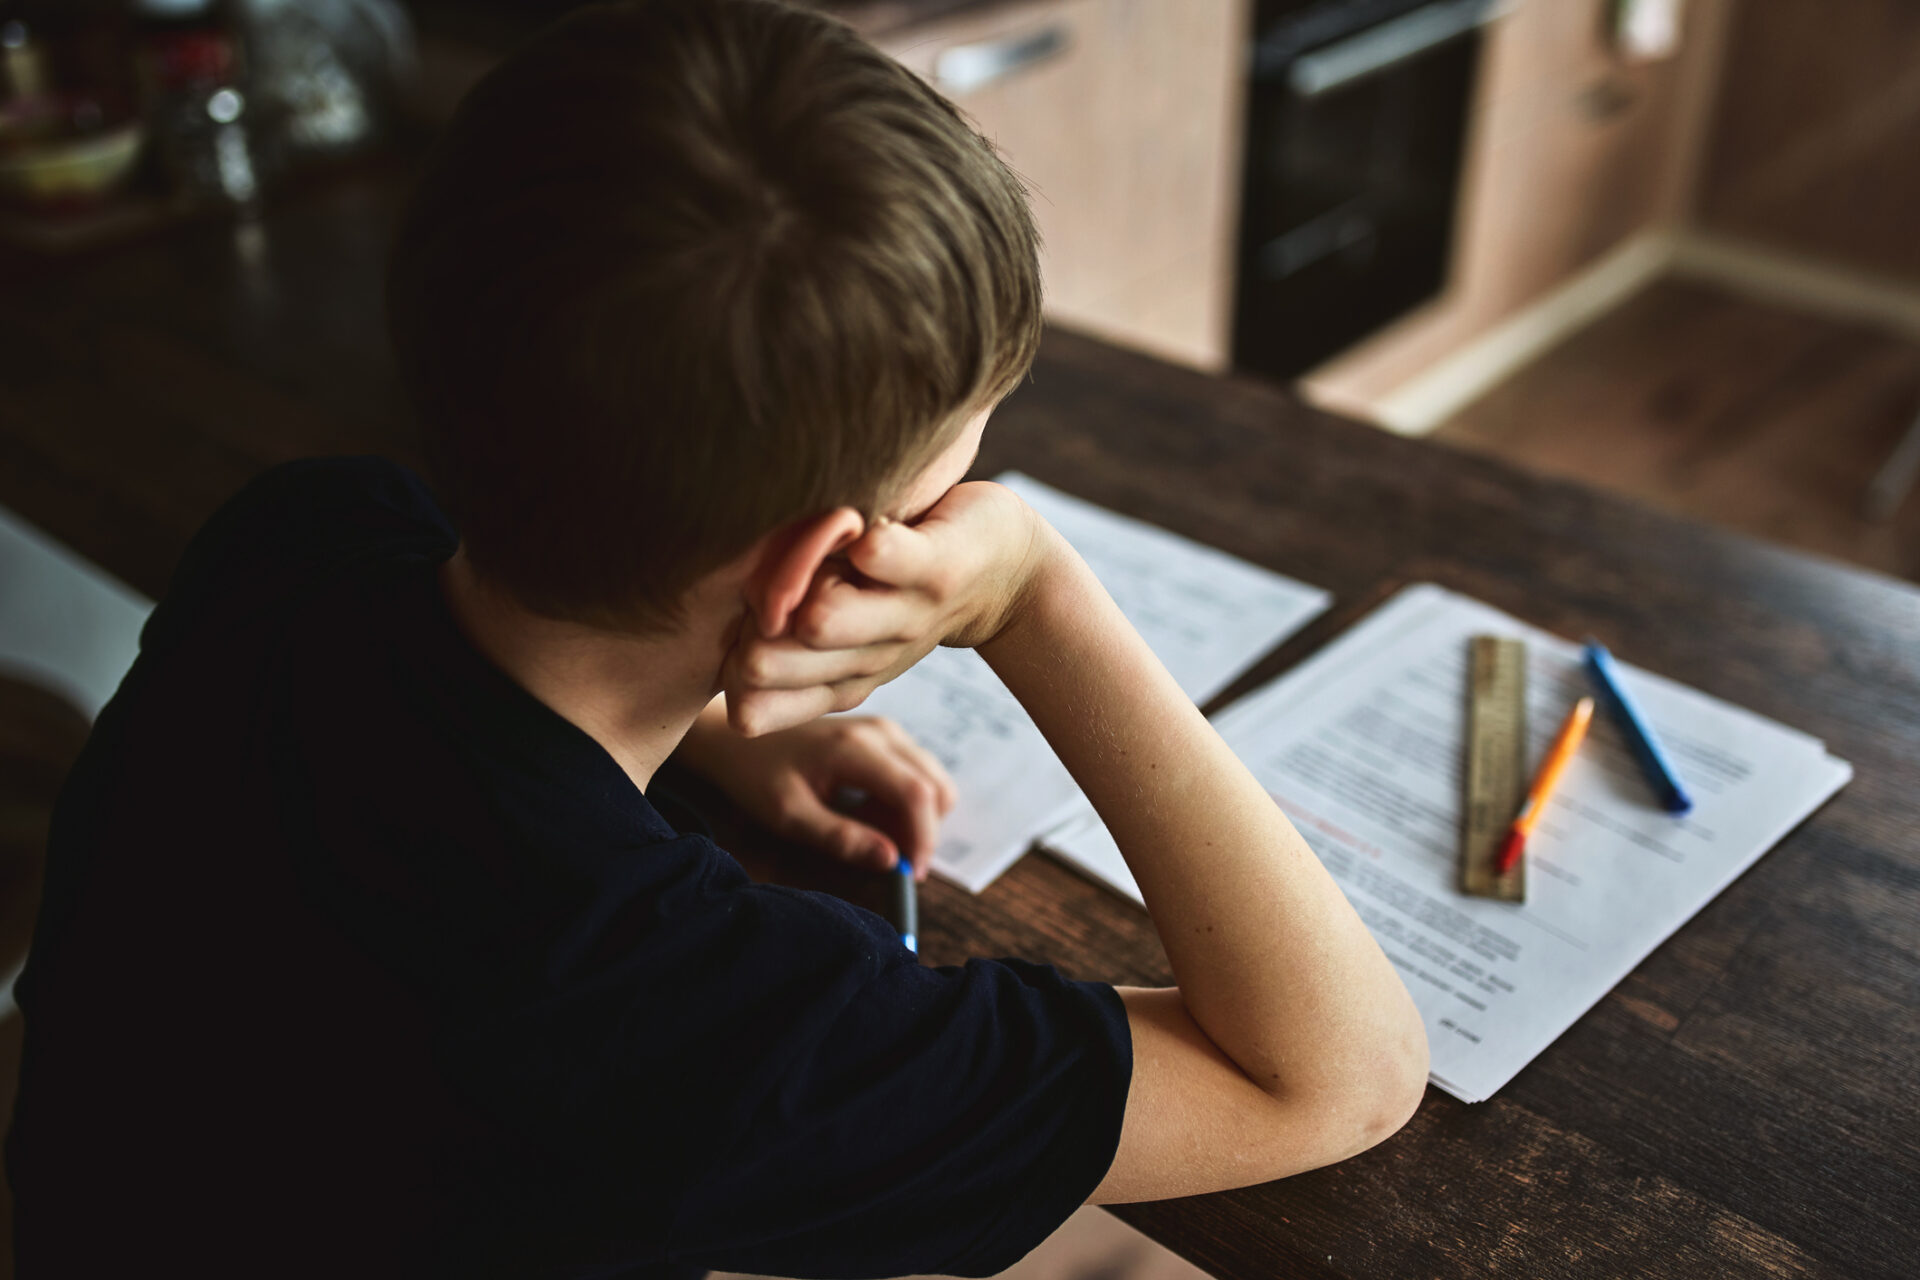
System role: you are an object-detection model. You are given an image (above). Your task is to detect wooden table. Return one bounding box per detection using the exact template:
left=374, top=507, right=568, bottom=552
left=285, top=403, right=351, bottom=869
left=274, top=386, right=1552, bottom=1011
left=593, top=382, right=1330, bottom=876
left=4, top=167, right=1918, bottom=1280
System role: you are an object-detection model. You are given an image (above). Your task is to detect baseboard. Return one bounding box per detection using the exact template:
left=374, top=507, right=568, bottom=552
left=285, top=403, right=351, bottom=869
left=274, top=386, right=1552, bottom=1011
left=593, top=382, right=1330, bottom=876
left=1667, top=233, right=1920, bottom=340
left=1303, top=228, right=1920, bottom=438
left=1357, top=232, right=1677, bottom=436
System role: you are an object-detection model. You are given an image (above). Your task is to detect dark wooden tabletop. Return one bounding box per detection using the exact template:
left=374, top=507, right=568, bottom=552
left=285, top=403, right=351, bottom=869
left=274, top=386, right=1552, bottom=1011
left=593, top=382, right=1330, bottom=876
left=4, top=166, right=1918, bottom=1280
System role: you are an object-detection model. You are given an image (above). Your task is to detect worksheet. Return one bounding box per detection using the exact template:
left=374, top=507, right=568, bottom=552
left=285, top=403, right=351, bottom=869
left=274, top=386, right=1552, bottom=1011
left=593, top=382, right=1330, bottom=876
left=1046, top=584, right=1851, bottom=1102
left=0, top=504, right=151, bottom=721
left=0, top=504, right=153, bottom=1020
left=855, top=474, right=1330, bottom=893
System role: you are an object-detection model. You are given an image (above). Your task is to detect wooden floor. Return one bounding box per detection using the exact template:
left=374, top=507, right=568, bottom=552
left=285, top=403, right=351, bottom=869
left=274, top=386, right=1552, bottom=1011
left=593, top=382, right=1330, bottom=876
left=1434, top=277, right=1920, bottom=582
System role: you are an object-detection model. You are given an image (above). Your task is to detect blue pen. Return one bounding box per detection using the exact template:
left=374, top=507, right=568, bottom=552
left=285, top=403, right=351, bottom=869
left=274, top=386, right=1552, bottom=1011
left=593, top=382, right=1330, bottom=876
left=886, top=860, right=919, bottom=954
left=1582, top=642, right=1694, bottom=815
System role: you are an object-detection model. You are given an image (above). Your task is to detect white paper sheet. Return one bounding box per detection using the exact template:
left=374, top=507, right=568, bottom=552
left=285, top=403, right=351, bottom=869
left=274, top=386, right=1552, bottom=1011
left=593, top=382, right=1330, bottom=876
left=0, top=504, right=153, bottom=1020
left=853, top=474, right=1330, bottom=893
left=1046, top=584, right=1851, bottom=1102
left=0, top=504, right=152, bottom=721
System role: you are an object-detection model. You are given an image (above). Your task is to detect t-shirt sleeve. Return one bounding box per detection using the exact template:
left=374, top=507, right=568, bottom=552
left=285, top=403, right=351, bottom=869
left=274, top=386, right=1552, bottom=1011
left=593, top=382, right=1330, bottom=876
left=140, top=456, right=453, bottom=656
left=420, top=835, right=1133, bottom=1280
left=670, top=910, right=1135, bottom=1279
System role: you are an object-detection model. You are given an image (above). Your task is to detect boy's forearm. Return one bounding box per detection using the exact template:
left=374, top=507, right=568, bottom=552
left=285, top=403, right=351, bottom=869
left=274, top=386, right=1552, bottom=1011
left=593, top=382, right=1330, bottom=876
left=979, top=531, right=1427, bottom=1102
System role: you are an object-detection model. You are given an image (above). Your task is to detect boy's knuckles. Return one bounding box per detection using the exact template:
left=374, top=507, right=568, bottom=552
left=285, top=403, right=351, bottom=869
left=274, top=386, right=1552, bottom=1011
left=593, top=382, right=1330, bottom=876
left=898, top=775, right=937, bottom=811
left=828, top=719, right=870, bottom=748
left=852, top=525, right=902, bottom=575
left=845, top=534, right=890, bottom=580
left=739, top=647, right=781, bottom=687
left=791, top=610, right=831, bottom=648
left=731, top=692, right=799, bottom=739
left=768, top=788, right=814, bottom=836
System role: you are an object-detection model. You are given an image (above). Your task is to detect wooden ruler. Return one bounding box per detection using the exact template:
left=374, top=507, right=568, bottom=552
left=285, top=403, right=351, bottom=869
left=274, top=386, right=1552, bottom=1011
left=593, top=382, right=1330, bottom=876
left=1462, top=635, right=1527, bottom=901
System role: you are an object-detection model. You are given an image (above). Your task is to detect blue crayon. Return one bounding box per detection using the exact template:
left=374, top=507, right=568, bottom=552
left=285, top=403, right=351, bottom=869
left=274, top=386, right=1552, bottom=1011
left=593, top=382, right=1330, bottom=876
left=1582, top=642, right=1694, bottom=815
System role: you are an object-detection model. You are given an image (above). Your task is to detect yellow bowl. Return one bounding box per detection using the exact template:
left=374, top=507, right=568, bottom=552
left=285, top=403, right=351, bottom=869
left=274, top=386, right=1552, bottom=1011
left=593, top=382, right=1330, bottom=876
left=0, top=121, right=147, bottom=208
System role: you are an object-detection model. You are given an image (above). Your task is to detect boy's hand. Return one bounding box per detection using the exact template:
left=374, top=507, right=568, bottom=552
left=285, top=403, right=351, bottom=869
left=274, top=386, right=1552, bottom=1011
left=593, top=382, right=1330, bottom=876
left=724, top=481, right=1052, bottom=736
left=675, top=709, right=956, bottom=880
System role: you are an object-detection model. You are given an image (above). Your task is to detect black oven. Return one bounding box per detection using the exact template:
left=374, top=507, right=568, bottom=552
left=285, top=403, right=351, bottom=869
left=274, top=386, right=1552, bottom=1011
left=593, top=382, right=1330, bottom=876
left=1232, top=0, right=1496, bottom=380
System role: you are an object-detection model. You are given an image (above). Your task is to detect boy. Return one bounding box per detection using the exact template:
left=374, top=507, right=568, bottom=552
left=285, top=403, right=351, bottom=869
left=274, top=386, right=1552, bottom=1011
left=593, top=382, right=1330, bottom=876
left=6, top=0, right=1427, bottom=1275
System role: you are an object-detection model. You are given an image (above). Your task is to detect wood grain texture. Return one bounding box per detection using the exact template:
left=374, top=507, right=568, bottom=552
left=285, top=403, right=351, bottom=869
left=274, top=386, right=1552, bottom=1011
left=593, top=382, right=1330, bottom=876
left=1696, top=0, right=1920, bottom=286
left=871, top=0, right=1249, bottom=371
left=1, top=168, right=1917, bottom=1279
left=1436, top=277, right=1920, bottom=582
left=984, top=329, right=1920, bottom=1280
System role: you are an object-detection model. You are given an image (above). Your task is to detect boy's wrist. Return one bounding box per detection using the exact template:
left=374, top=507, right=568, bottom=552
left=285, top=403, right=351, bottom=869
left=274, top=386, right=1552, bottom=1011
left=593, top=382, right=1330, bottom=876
left=975, top=520, right=1082, bottom=661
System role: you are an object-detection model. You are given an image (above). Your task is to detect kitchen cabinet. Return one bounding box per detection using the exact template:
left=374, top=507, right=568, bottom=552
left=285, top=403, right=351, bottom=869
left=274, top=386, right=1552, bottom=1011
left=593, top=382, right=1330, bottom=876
left=410, top=0, right=1251, bottom=371
left=860, top=0, right=1250, bottom=370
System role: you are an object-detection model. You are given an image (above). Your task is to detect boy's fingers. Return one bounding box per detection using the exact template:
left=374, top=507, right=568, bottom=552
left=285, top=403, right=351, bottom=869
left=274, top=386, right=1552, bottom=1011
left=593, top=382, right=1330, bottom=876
left=728, top=675, right=884, bottom=736
left=731, top=636, right=899, bottom=691
left=873, top=719, right=958, bottom=814
left=905, top=838, right=935, bottom=882
left=772, top=784, right=898, bottom=870
left=790, top=579, right=927, bottom=651
left=834, top=739, right=944, bottom=870
left=844, top=517, right=937, bottom=589
left=726, top=685, right=840, bottom=738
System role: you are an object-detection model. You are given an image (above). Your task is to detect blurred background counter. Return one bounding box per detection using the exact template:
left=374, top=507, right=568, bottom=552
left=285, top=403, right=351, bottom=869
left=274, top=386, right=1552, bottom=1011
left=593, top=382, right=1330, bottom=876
left=3, top=0, right=1917, bottom=569
left=404, top=0, right=1920, bottom=579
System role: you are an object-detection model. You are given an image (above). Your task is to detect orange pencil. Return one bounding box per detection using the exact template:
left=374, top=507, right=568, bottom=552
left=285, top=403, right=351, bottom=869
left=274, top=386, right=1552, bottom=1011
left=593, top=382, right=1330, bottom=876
left=1495, top=696, right=1595, bottom=875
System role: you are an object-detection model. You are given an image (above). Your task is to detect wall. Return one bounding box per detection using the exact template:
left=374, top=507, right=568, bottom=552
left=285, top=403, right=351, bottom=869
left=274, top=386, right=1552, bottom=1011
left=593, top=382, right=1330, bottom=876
left=1695, top=0, right=1920, bottom=287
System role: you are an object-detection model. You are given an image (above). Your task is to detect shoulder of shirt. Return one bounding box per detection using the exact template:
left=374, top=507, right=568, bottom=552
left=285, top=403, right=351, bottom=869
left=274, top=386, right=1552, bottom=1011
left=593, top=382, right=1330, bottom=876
left=140, top=456, right=456, bottom=656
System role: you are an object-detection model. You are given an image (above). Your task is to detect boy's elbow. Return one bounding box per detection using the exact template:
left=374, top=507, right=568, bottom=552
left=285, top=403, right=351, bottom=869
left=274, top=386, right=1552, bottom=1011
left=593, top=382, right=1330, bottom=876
left=1374, top=1038, right=1430, bottom=1142
left=1286, top=1019, right=1430, bottom=1164
left=1359, top=1017, right=1431, bottom=1146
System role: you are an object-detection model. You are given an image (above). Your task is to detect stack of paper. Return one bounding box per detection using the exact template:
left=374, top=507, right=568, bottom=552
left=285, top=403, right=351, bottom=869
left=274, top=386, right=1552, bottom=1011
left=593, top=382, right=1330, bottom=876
left=853, top=474, right=1331, bottom=892
left=0, top=504, right=151, bottom=721
left=1045, top=585, right=1851, bottom=1103
left=0, top=504, right=153, bottom=1021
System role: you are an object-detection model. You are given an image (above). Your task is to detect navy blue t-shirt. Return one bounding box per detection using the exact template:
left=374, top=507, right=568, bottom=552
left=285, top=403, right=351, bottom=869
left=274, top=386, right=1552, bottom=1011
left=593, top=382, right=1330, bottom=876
left=7, top=459, right=1132, bottom=1279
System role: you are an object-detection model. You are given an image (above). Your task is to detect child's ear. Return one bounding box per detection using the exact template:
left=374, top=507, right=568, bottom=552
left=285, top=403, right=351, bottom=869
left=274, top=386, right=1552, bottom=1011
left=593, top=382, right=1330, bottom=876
left=744, top=507, right=866, bottom=639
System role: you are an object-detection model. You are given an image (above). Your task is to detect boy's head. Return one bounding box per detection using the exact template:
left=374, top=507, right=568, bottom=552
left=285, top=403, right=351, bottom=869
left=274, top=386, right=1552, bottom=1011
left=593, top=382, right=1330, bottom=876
left=388, top=0, right=1042, bottom=634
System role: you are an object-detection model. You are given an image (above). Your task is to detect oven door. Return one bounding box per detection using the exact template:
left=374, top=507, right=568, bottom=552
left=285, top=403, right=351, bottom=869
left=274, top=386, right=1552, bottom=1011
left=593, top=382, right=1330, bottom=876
left=1234, top=0, right=1499, bottom=380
